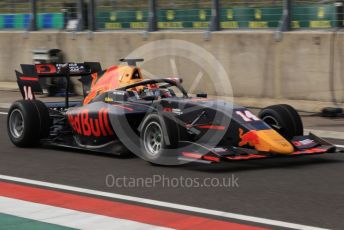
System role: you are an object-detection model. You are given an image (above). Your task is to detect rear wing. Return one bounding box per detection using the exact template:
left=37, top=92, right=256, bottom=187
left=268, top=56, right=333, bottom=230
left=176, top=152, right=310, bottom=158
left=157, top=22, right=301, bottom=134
left=15, top=62, right=102, bottom=106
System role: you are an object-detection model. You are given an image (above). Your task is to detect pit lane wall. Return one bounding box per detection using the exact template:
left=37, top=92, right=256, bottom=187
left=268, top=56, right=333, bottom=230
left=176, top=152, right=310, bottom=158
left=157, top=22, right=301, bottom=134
left=1, top=31, right=343, bottom=102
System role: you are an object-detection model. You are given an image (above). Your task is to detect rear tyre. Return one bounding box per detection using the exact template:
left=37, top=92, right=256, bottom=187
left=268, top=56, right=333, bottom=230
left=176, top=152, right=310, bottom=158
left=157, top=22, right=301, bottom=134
left=32, top=100, right=51, bottom=138
left=258, top=104, right=303, bottom=139
left=7, top=100, right=50, bottom=147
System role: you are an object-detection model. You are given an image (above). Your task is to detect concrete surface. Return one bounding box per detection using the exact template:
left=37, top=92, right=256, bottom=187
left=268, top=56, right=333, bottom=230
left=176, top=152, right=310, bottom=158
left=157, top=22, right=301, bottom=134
left=0, top=82, right=17, bottom=91
left=1, top=31, right=344, bottom=102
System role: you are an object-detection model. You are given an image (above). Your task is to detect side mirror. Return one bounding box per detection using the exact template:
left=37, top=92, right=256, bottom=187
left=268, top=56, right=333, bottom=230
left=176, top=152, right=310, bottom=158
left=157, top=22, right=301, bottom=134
left=196, top=93, right=207, bottom=98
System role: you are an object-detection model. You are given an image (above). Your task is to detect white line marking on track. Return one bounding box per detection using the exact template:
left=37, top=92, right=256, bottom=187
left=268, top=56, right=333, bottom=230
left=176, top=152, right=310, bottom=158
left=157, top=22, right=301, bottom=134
left=0, top=112, right=8, bottom=115
left=0, top=174, right=328, bottom=230
left=305, top=129, right=344, bottom=140
left=0, top=196, right=170, bottom=230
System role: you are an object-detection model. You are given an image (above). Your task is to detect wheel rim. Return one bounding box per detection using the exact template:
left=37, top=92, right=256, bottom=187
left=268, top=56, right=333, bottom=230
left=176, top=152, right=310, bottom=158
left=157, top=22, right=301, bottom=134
left=143, top=121, right=163, bottom=156
left=262, top=115, right=283, bottom=132
left=9, top=109, right=24, bottom=138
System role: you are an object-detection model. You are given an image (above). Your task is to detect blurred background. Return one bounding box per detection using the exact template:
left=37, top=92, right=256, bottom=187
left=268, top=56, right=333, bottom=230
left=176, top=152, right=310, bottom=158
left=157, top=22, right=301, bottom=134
left=1, top=0, right=344, bottom=111
left=0, top=0, right=342, bottom=30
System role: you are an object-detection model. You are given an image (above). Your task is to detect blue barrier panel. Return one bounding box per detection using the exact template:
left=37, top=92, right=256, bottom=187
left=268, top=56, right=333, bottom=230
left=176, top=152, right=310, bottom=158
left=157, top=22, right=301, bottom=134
left=42, top=13, right=53, bottom=29
left=23, top=14, right=30, bottom=28
left=0, top=13, right=63, bottom=29
left=4, top=15, right=14, bottom=29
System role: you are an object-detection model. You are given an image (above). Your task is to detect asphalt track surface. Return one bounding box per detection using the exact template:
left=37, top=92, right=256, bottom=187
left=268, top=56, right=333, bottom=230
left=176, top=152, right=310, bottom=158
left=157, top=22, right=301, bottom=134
left=0, top=111, right=344, bottom=229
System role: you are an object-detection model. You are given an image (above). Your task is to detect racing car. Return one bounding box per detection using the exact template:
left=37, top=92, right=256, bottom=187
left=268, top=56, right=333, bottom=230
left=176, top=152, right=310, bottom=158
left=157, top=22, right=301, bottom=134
left=7, top=58, right=337, bottom=165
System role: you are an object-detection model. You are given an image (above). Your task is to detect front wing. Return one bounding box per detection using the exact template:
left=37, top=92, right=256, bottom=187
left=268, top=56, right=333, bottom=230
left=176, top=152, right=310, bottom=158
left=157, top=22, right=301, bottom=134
left=178, top=133, right=339, bottom=164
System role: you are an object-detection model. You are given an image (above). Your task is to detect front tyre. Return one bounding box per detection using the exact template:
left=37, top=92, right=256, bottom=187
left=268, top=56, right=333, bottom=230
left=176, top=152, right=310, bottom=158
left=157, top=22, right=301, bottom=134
left=143, top=120, right=164, bottom=160
left=258, top=104, right=303, bottom=139
left=7, top=100, right=50, bottom=147
left=140, top=113, right=179, bottom=165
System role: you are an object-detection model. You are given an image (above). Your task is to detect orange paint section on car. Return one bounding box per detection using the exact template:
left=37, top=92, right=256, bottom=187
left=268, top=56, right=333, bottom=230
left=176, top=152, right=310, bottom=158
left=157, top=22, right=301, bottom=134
left=83, top=65, right=144, bottom=105
left=239, top=128, right=294, bottom=154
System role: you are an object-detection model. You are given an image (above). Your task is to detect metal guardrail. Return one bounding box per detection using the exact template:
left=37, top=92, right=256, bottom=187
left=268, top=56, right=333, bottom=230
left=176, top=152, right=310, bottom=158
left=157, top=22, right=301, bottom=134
left=0, top=0, right=342, bottom=31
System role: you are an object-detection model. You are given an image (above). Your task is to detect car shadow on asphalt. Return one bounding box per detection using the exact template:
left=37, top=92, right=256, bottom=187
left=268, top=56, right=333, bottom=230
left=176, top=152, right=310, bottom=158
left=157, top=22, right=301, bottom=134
left=43, top=145, right=137, bottom=160
left=182, top=155, right=344, bottom=173
left=42, top=145, right=344, bottom=173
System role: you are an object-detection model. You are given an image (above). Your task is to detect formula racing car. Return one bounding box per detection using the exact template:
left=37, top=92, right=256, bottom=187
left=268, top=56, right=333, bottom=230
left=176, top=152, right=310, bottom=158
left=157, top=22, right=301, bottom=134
left=7, top=59, right=337, bottom=165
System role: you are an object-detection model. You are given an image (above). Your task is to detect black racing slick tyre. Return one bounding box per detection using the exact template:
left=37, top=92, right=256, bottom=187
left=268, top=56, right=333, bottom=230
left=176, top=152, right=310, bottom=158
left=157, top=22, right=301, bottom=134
left=258, top=104, right=303, bottom=139
left=140, top=113, right=179, bottom=165
left=7, top=100, right=50, bottom=147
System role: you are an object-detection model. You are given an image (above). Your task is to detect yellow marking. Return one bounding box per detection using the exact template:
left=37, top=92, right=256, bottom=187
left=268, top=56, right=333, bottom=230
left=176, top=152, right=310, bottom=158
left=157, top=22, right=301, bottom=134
left=318, top=7, right=325, bottom=19
left=158, top=22, right=183, bottom=28
left=227, top=9, right=233, bottom=20
left=292, top=21, right=300, bottom=28
left=199, top=9, right=207, bottom=20
left=249, top=21, right=268, bottom=28
left=104, top=97, right=113, bottom=102
left=310, top=20, right=331, bottom=28
left=110, top=12, right=117, bottom=21
left=221, top=21, right=239, bottom=29
left=166, top=10, right=175, bottom=20
left=192, top=21, right=209, bottom=28
left=136, top=11, right=143, bottom=21
left=255, top=9, right=262, bottom=20
left=130, top=22, right=148, bottom=29
left=105, top=23, right=122, bottom=29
